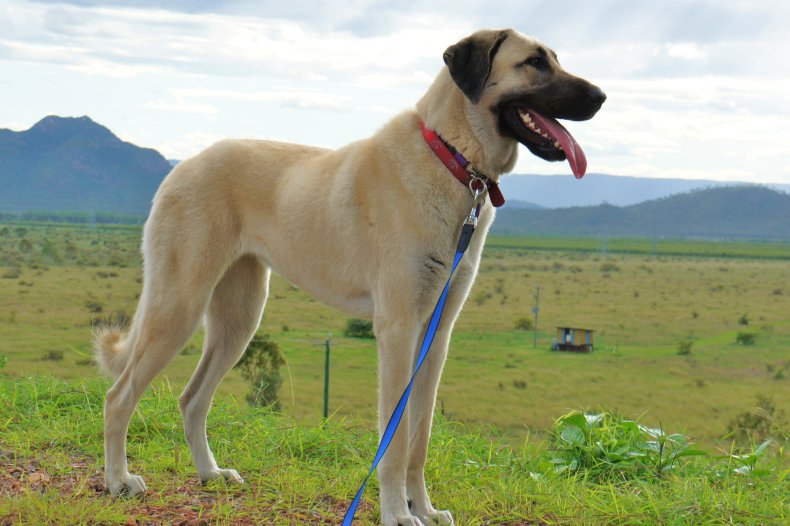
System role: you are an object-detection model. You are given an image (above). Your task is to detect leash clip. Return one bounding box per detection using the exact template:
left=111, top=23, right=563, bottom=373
left=464, top=187, right=483, bottom=227
left=467, top=165, right=489, bottom=200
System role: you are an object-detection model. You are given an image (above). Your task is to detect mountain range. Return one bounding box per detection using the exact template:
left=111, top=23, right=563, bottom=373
left=491, top=185, right=790, bottom=241
left=499, top=173, right=790, bottom=209
left=1, top=116, right=788, bottom=241
left=0, top=116, right=171, bottom=215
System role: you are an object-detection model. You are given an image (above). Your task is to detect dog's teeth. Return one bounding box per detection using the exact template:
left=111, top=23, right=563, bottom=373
left=554, top=141, right=563, bottom=150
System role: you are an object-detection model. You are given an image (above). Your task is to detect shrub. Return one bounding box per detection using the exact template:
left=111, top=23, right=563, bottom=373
left=42, top=350, right=64, bottom=362
left=2, top=268, right=21, bottom=279
left=344, top=318, right=375, bottom=339
left=677, top=338, right=693, bottom=356
left=735, top=332, right=756, bottom=346
left=85, top=300, right=104, bottom=314
left=234, top=334, right=285, bottom=410
left=738, top=313, right=749, bottom=326
left=514, top=317, right=533, bottom=331
left=726, top=394, right=788, bottom=444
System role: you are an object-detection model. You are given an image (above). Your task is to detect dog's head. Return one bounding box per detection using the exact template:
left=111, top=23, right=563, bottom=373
left=443, top=29, right=605, bottom=178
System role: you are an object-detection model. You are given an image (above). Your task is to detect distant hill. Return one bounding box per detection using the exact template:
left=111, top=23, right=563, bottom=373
left=2, top=116, right=789, bottom=241
left=501, top=199, right=546, bottom=210
left=0, top=116, right=171, bottom=215
left=499, top=173, right=790, bottom=209
left=492, top=185, right=790, bottom=241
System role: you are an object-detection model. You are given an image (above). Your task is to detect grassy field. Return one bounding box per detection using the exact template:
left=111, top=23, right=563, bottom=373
left=1, top=222, right=789, bottom=524
left=1, top=376, right=788, bottom=525
left=1, top=223, right=788, bottom=447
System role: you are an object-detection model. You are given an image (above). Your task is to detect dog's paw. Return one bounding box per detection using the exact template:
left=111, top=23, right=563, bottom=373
left=434, top=510, right=454, bottom=525
left=413, top=508, right=454, bottom=525
left=382, top=516, right=426, bottom=526
left=200, top=467, right=244, bottom=485
left=107, top=472, right=147, bottom=497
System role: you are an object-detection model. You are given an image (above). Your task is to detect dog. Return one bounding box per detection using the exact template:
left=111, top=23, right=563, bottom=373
left=94, top=28, right=604, bottom=525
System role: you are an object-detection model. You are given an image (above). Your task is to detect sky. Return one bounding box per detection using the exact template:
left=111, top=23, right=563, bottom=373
left=1, top=0, right=790, bottom=184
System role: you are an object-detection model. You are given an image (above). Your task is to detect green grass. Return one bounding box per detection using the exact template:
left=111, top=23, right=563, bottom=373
left=1, top=376, right=787, bottom=525
left=2, top=222, right=790, bottom=449
left=1, top=222, right=789, bottom=523
left=486, top=235, right=790, bottom=259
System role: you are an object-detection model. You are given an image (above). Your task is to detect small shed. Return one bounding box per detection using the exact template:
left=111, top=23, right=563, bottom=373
left=553, top=327, right=594, bottom=353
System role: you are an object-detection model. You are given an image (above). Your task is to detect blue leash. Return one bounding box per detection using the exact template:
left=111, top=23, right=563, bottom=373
left=342, top=197, right=482, bottom=525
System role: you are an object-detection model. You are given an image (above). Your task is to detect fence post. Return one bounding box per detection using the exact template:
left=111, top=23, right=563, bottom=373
left=323, top=334, right=331, bottom=420
left=533, top=286, right=540, bottom=348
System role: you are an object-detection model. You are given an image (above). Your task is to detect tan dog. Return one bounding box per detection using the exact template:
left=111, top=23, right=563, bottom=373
left=94, top=29, right=604, bottom=525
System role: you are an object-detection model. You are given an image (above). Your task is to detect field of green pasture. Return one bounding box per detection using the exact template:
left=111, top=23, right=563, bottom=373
left=1, top=222, right=788, bottom=448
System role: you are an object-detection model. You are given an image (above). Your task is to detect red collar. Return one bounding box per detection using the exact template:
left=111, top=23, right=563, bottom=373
left=420, top=120, right=505, bottom=207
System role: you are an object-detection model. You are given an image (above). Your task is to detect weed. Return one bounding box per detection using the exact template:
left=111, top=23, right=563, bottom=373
left=724, top=439, right=775, bottom=478
left=473, top=290, right=491, bottom=306
left=599, top=262, right=620, bottom=273
left=738, top=313, right=750, bottom=326
left=180, top=344, right=199, bottom=356
left=42, top=349, right=64, bottom=362
left=677, top=338, right=694, bottom=356
left=344, top=318, right=375, bottom=339
left=735, top=331, right=756, bottom=345
left=2, top=267, right=21, bottom=279
left=84, top=300, right=104, bottom=314
left=726, top=394, right=788, bottom=444
left=514, top=317, right=533, bottom=331
left=0, top=354, right=7, bottom=369
left=544, top=411, right=706, bottom=481
left=512, top=379, right=527, bottom=390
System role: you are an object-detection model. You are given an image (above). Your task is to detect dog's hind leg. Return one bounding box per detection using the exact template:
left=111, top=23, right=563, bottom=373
left=103, top=270, right=217, bottom=496
left=100, top=210, right=241, bottom=497
left=179, top=254, right=269, bottom=484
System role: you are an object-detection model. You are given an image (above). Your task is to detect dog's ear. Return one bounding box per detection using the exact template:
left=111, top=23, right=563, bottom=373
left=443, top=30, right=510, bottom=103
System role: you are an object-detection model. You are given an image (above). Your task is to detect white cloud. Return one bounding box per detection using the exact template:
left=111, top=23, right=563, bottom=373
left=1, top=0, right=790, bottom=184
left=662, top=42, right=707, bottom=60
left=153, top=131, right=226, bottom=161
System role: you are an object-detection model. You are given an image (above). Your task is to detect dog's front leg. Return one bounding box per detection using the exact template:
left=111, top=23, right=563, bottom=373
left=375, top=312, right=427, bottom=526
left=405, top=308, right=462, bottom=525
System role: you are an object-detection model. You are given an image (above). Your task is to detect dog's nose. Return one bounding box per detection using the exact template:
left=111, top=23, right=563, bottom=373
left=588, top=87, right=607, bottom=106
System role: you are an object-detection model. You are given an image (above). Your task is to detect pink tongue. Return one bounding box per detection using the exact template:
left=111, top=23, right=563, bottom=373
left=527, top=110, right=587, bottom=179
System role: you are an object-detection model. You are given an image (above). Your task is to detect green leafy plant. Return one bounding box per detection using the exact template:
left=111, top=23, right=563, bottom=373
left=234, top=333, right=286, bottom=410
left=726, top=439, right=774, bottom=478
left=544, top=411, right=706, bottom=480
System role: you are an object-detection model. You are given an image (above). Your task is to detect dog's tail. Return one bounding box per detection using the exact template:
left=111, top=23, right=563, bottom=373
left=93, top=315, right=133, bottom=379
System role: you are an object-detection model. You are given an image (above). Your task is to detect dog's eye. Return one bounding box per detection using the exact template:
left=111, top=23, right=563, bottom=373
left=524, top=56, right=547, bottom=70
